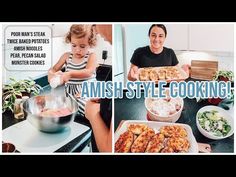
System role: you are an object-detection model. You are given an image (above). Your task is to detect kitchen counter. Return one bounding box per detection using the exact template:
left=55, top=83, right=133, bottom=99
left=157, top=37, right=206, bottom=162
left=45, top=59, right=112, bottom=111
left=2, top=64, right=113, bottom=153
left=2, top=85, right=92, bottom=153
left=114, top=91, right=234, bottom=153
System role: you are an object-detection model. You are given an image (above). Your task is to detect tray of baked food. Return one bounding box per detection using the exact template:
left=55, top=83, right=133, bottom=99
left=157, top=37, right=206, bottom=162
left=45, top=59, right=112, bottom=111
left=115, top=120, right=198, bottom=153
left=138, top=66, right=188, bottom=83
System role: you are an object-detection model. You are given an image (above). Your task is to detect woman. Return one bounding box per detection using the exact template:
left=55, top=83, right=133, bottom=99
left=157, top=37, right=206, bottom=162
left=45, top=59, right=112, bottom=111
left=85, top=25, right=112, bottom=152
left=128, top=24, right=188, bottom=81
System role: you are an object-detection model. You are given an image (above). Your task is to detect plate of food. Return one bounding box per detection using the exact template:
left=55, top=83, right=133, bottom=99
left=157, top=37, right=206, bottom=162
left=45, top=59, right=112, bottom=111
left=114, top=120, right=198, bottom=153
left=138, top=66, right=188, bottom=83
left=145, top=96, right=184, bottom=122
left=196, top=106, right=234, bottom=140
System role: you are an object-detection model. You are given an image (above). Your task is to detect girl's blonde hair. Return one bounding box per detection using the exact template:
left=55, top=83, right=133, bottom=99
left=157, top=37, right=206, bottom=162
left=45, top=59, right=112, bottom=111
left=65, top=24, right=97, bottom=47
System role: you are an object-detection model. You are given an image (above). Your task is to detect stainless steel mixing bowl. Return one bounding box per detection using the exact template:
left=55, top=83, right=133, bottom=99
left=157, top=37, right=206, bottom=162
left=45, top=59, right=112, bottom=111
left=23, top=94, right=79, bottom=133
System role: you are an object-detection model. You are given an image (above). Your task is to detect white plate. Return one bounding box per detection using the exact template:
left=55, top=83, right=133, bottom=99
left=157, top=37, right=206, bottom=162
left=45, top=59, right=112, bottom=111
left=115, top=120, right=198, bottom=153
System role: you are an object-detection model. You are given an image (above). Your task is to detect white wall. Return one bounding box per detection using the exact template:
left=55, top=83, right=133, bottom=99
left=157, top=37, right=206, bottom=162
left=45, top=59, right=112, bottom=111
left=176, top=50, right=234, bottom=72
left=114, top=24, right=125, bottom=83
left=123, top=24, right=150, bottom=74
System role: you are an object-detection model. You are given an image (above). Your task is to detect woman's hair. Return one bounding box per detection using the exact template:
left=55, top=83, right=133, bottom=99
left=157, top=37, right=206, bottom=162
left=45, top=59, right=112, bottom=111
left=65, top=25, right=97, bottom=47
left=148, top=24, right=167, bottom=37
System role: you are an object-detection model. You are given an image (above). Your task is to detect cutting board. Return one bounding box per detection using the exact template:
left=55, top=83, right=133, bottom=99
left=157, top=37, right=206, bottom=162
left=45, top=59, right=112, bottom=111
left=2, top=121, right=90, bottom=153
left=191, top=60, right=218, bottom=80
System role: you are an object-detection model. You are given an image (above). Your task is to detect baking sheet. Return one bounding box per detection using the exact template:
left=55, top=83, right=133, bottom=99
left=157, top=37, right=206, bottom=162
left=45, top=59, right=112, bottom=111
left=115, top=120, right=198, bottom=153
left=138, top=66, right=188, bottom=83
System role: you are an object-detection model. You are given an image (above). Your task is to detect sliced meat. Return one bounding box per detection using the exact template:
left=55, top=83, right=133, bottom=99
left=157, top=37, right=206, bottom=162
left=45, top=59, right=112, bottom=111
left=131, top=128, right=155, bottom=153
left=145, top=133, right=165, bottom=153
left=115, top=131, right=134, bottom=153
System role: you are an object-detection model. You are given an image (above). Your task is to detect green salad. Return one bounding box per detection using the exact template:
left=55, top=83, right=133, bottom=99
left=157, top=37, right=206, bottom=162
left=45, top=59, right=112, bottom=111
left=197, top=110, right=231, bottom=137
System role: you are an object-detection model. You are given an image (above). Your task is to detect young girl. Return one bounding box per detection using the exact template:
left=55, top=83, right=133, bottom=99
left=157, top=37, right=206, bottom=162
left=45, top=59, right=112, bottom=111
left=48, top=24, right=97, bottom=115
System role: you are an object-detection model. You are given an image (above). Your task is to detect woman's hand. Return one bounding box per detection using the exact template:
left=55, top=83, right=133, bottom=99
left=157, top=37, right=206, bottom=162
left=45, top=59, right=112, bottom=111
left=181, top=64, right=191, bottom=77
left=85, top=99, right=100, bottom=122
left=131, top=67, right=139, bottom=80
left=128, top=64, right=139, bottom=81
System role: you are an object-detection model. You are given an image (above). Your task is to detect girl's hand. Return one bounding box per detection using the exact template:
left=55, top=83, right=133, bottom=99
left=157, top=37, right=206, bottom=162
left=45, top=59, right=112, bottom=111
left=48, top=69, right=55, bottom=82
left=61, top=72, right=71, bottom=83
left=55, top=71, right=63, bottom=75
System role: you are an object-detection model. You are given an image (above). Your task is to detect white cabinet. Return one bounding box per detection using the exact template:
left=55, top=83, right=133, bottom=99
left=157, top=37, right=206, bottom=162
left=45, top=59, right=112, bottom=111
left=165, top=24, right=234, bottom=52
left=189, top=24, right=234, bottom=52
left=165, top=24, right=188, bottom=50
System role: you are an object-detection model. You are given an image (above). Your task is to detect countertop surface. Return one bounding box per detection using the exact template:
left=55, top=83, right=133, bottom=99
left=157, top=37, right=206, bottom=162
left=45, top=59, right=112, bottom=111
left=2, top=65, right=113, bottom=153
left=115, top=91, right=234, bottom=153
